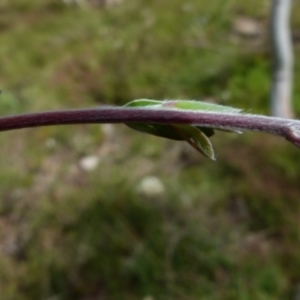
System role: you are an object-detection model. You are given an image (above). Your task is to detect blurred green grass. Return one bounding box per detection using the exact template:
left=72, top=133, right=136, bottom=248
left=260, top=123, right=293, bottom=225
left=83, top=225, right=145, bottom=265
left=0, top=0, right=300, bottom=299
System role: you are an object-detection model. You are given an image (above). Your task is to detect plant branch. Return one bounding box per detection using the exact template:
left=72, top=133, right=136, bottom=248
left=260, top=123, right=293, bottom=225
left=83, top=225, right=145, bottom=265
left=0, top=106, right=299, bottom=147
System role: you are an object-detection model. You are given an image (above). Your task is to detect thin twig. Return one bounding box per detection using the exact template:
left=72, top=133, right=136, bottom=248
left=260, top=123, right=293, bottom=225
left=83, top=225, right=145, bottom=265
left=0, top=106, right=299, bottom=147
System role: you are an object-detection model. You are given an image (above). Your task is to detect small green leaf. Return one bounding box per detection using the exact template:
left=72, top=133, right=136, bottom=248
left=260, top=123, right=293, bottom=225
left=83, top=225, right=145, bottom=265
left=125, top=99, right=162, bottom=108
left=124, top=99, right=242, bottom=160
left=125, top=99, right=242, bottom=114
left=162, top=100, right=242, bottom=134
left=173, top=125, right=216, bottom=160
left=125, top=99, right=185, bottom=140
left=161, top=99, right=242, bottom=114
left=124, top=99, right=216, bottom=139
left=125, top=123, right=184, bottom=141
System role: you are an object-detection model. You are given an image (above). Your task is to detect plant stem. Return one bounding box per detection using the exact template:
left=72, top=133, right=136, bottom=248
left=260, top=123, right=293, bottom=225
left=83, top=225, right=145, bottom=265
left=0, top=106, right=299, bottom=147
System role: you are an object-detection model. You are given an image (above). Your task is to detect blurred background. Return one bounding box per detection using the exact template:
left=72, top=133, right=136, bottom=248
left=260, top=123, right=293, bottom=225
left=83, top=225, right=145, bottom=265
left=0, top=0, right=300, bottom=299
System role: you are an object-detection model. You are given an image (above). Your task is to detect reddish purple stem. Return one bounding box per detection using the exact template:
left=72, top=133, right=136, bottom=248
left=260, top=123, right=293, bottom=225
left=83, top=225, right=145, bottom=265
left=0, top=106, right=299, bottom=147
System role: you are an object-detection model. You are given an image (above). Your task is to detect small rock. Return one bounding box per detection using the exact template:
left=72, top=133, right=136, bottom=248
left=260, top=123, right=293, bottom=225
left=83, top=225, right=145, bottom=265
left=45, top=138, right=57, bottom=149
left=79, top=155, right=99, bottom=171
left=137, top=176, right=165, bottom=198
left=233, top=17, right=263, bottom=38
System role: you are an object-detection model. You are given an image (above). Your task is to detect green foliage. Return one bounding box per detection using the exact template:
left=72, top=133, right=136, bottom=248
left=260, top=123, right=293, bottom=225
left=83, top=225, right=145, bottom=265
left=125, top=99, right=243, bottom=160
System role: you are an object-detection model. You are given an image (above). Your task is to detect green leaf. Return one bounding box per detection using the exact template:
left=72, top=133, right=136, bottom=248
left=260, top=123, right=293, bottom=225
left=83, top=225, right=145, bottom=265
left=125, top=99, right=242, bottom=133
left=161, top=99, right=242, bottom=114
left=125, top=99, right=186, bottom=140
left=124, top=99, right=216, bottom=139
left=124, top=99, right=242, bottom=160
left=125, top=99, right=242, bottom=114
left=173, top=125, right=216, bottom=160
left=125, top=123, right=184, bottom=141
left=161, top=100, right=242, bottom=134
left=124, top=99, right=162, bottom=108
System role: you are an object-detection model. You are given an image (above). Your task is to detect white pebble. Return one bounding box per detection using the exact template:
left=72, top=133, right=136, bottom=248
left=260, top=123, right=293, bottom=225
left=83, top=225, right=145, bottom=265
left=137, top=176, right=165, bottom=198
left=79, top=155, right=99, bottom=171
